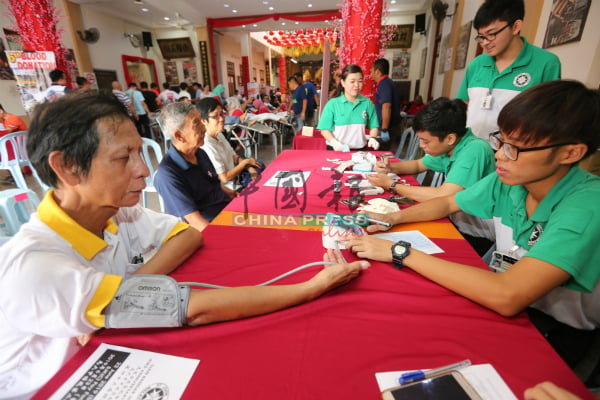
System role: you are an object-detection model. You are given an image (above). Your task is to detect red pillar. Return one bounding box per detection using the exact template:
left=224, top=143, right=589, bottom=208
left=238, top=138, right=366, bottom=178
left=339, top=0, right=383, bottom=98
left=278, top=57, right=287, bottom=93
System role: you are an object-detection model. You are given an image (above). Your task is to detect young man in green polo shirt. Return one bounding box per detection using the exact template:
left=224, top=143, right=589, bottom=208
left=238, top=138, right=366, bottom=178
left=457, top=0, right=561, bottom=139
left=367, top=97, right=496, bottom=254
left=347, top=80, right=600, bottom=373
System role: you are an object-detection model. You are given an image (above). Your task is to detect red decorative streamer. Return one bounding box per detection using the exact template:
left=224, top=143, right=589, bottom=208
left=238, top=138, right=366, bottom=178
left=4, top=0, right=74, bottom=83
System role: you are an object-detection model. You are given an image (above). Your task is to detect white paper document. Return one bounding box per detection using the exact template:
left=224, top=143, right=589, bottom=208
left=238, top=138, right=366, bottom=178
left=50, top=343, right=199, bottom=400
left=264, top=170, right=311, bottom=187
left=375, top=364, right=517, bottom=400
left=373, top=230, right=444, bottom=254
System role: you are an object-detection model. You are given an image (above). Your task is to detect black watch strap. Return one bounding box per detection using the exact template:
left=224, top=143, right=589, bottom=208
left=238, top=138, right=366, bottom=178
left=391, top=241, right=411, bottom=269
left=389, top=181, right=399, bottom=193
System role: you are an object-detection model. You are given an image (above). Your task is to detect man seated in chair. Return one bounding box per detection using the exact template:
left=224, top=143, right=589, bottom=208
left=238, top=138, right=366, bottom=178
left=349, top=81, right=600, bottom=378
left=367, top=97, right=496, bottom=255
left=198, top=98, right=263, bottom=192
left=154, top=102, right=234, bottom=232
left=0, top=93, right=368, bottom=398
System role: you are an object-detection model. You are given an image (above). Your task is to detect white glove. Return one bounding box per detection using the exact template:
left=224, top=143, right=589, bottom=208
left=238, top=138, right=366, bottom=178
left=330, top=139, right=347, bottom=152
left=367, top=137, right=380, bottom=150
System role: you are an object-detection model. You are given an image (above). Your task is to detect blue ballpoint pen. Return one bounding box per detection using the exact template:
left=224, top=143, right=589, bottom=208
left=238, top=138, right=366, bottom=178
left=398, top=359, right=471, bottom=385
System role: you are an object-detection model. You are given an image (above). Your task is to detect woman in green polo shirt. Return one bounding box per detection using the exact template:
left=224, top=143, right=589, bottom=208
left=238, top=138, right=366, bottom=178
left=317, top=64, right=380, bottom=151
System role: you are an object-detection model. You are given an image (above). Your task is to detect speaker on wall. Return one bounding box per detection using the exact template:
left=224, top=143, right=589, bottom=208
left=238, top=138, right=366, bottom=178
left=142, top=31, right=153, bottom=49
left=415, top=13, right=426, bottom=33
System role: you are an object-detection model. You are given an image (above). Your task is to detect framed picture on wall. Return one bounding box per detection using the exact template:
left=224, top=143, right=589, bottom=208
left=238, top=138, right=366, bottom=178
left=391, top=51, right=410, bottom=80
left=0, top=38, right=15, bottom=80
left=163, top=61, right=179, bottom=85
left=3, top=29, right=21, bottom=50
left=388, top=25, right=414, bottom=49
left=542, top=0, right=591, bottom=48
left=454, top=21, right=472, bottom=70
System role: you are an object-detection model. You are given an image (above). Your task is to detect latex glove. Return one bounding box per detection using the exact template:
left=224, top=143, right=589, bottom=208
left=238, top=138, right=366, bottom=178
left=400, top=111, right=407, bottom=117
left=380, top=130, right=390, bottom=143
left=330, top=139, right=348, bottom=152
left=367, top=137, right=380, bottom=150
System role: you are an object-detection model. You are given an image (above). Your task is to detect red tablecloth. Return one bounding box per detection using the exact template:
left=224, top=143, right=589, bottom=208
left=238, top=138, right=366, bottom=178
left=292, top=129, right=326, bottom=150
left=33, top=150, right=592, bottom=400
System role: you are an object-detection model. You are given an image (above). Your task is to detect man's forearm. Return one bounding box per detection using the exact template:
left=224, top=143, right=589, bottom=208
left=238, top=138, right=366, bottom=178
left=135, top=226, right=203, bottom=275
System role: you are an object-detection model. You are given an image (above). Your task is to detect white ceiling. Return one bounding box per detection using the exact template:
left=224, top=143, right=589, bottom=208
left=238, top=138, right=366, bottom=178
left=70, top=0, right=429, bottom=32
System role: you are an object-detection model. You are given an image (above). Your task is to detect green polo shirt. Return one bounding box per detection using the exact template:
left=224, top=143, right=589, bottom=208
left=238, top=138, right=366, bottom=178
left=421, top=129, right=495, bottom=189
left=456, top=167, right=600, bottom=292
left=457, top=37, right=561, bottom=139
left=317, top=94, right=379, bottom=149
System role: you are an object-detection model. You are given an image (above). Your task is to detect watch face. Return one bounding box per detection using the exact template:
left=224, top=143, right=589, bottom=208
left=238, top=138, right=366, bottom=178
left=393, top=244, right=406, bottom=255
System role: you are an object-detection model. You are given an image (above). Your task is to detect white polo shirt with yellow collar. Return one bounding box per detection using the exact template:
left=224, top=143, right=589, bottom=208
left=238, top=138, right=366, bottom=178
left=0, top=191, right=188, bottom=399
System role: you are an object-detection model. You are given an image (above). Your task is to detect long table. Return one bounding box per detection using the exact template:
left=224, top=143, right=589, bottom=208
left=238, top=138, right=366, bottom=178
left=34, top=150, right=592, bottom=399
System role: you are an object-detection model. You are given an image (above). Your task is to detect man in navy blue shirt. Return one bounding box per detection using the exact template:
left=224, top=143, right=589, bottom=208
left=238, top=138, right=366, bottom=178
left=371, top=58, right=401, bottom=149
left=294, top=72, right=319, bottom=127
left=287, top=76, right=308, bottom=131
left=155, top=102, right=233, bottom=231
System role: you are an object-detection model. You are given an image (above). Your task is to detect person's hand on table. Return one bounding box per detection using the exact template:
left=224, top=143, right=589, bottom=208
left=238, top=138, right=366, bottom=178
left=313, top=249, right=370, bottom=291
left=330, top=139, right=350, bottom=152
left=524, top=382, right=583, bottom=400
left=346, top=235, right=394, bottom=263
left=367, top=173, right=393, bottom=191
left=242, top=157, right=261, bottom=169
left=367, top=137, right=380, bottom=150
left=363, top=211, right=395, bottom=232
left=375, top=159, right=391, bottom=174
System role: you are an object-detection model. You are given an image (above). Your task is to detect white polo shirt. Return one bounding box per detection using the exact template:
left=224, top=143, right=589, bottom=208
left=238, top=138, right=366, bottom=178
left=201, top=131, right=241, bottom=191
left=0, top=191, right=188, bottom=399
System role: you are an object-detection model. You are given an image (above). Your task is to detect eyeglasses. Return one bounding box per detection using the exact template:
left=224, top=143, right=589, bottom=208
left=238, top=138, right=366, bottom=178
left=207, top=113, right=224, bottom=120
left=474, top=22, right=513, bottom=43
left=488, top=132, right=576, bottom=161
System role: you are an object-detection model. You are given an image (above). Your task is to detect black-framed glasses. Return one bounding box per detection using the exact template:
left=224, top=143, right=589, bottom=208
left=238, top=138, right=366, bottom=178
left=488, top=132, right=576, bottom=161
left=207, top=113, right=225, bottom=120
left=474, top=22, right=513, bottom=43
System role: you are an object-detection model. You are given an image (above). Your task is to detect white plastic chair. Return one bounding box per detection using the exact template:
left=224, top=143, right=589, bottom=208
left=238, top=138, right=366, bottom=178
left=0, top=188, right=40, bottom=237
left=394, top=127, right=420, bottom=161
left=0, top=131, right=49, bottom=192
left=140, top=138, right=165, bottom=212
left=417, top=171, right=445, bottom=187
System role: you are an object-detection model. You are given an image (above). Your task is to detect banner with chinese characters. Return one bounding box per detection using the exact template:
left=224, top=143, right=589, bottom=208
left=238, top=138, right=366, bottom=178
left=5, top=50, right=56, bottom=114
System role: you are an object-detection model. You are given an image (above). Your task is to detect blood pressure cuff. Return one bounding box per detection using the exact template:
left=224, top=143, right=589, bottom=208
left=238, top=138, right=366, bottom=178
left=104, top=274, right=189, bottom=329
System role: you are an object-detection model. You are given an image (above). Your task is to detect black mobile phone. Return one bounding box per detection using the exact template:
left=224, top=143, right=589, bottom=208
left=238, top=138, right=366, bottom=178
left=381, top=372, right=482, bottom=400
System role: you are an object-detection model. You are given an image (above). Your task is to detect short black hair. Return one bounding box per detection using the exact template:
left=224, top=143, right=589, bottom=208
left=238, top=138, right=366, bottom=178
left=474, top=0, right=524, bottom=30
left=140, top=81, right=149, bottom=89
left=413, top=97, right=467, bottom=139
left=498, top=80, right=600, bottom=159
left=196, top=97, right=221, bottom=120
left=373, top=58, right=390, bottom=76
left=180, top=82, right=188, bottom=90
left=49, top=69, right=65, bottom=83
left=27, top=93, right=130, bottom=188
left=76, top=76, right=88, bottom=87
left=0, top=104, right=4, bottom=111
left=128, top=82, right=137, bottom=88
left=287, top=76, right=299, bottom=84
left=162, top=82, right=170, bottom=90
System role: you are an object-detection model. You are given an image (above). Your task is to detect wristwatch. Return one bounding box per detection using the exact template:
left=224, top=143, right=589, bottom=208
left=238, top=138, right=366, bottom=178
left=389, top=181, right=400, bottom=194
left=391, top=240, right=411, bottom=269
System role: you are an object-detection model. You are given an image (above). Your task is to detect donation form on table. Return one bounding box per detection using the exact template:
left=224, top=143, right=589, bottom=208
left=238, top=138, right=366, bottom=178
left=50, top=343, right=199, bottom=400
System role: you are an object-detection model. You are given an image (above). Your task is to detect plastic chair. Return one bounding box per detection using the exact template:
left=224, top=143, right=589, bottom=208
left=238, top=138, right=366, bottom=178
left=0, top=188, right=40, bottom=237
left=417, top=171, right=445, bottom=187
left=140, top=138, right=165, bottom=212
left=394, top=127, right=420, bottom=161
left=0, top=131, right=49, bottom=192
left=225, top=124, right=257, bottom=159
